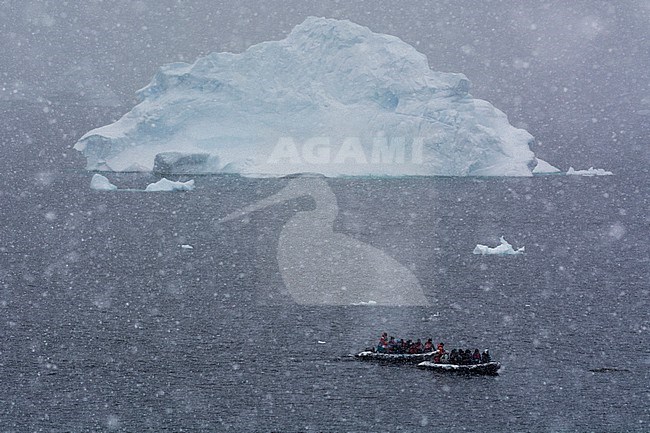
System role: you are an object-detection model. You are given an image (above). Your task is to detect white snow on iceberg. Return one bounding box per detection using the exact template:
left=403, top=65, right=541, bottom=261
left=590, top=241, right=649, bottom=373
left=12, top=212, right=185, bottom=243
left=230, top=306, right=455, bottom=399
left=473, top=237, right=525, bottom=255
left=144, top=178, right=195, bottom=192
left=566, top=167, right=613, bottom=176
left=74, top=17, right=544, bottom=177
left=90, top=174, right=118, bottom=191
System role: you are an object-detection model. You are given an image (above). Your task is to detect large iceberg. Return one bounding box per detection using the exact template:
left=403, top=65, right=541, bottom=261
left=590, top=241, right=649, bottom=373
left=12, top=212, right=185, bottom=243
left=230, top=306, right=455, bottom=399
left=74, top=17, right=544, bottom=177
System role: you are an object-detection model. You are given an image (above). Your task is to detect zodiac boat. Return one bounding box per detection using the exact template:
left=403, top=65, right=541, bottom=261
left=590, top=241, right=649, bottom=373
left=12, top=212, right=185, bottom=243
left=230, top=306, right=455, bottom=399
left=355, top=349, right=436, bottom=363
left=417, top=360, right=501, bottom=375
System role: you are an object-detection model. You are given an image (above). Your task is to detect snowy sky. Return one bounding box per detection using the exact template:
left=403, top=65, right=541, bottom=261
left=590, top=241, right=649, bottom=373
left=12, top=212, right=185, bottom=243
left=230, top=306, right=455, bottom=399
left=1, top=0, right=648, bottom=169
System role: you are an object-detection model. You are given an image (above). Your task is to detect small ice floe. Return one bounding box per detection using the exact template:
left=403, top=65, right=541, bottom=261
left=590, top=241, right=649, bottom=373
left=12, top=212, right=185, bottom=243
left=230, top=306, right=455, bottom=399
left=473, top=236, right=525, bottom=255
left=144, top=178, right=195, bottom=192
left=566, top=167, right=613, bottom=176
left=180, top=244, right=194, bottom=250
left=90, top=174, right=118, bottom=191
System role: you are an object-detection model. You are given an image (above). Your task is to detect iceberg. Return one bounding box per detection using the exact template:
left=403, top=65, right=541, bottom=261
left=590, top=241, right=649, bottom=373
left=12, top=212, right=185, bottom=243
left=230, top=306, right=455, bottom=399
left=144, top=178, right=195, bottom=192
left=473, top=237, right=525, bottom=255
left=566, top=167, right=613, bottom=176
left=74, top=17, right=543, bottom=177
left=90, top=174, right=118, bottom=191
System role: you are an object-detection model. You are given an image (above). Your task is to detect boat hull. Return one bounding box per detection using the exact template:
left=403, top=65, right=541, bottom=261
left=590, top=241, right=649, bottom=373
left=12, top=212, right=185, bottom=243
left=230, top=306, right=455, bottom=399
left=355, top=350, right=436, bottom=363
left=417, top=361, right=501, bottom=375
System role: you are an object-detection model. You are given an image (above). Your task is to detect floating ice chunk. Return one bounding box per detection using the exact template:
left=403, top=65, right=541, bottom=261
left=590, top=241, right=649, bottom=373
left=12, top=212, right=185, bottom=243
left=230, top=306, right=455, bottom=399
left=532, top=158, right=561, bottom=174
left=90, top=174, right=118, bottom=191
left=144, top=178, right=195, bottom=192
left=473, top=237, right=525, bottom=255
left=566, top=167, right=613, bottom=176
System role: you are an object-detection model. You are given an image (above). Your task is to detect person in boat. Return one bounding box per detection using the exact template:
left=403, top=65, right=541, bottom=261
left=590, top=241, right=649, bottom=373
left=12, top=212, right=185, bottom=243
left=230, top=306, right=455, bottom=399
left=472, top=349, right=481, bottom=364
left=409, top=339, right=422, bottom=354
left=463, top=349, right=473, bottom=365
left=456, top=349, right=464, bottom=364
left=387, top=336, right=397, bottom=353
left=377, top=332, right=388, bottom=353
left=423, top=338, right=433, bottom=352
left=404, top=339, right=412, bottom=354
left=408, top=342, right=416, bottom=354
left=432, top=342, right=445, bottom=362
left=481, top=349, right=491, bottom=363
left=449, top=349, right=459, bottom=364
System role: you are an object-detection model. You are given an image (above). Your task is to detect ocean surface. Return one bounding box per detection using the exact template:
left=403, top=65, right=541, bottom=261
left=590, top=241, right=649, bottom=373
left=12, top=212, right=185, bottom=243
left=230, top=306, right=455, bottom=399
left=0, top=104, right=648, bottom=432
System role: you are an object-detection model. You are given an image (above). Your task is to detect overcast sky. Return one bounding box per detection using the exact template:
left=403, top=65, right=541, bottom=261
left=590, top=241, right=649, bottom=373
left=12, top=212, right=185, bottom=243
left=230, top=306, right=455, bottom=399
left=1, top=0, right=648, bottom=169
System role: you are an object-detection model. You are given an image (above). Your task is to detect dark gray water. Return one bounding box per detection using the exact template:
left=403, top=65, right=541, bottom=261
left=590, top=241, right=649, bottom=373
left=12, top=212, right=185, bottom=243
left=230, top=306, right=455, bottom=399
left=0, top=106, right=649, bottom=432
